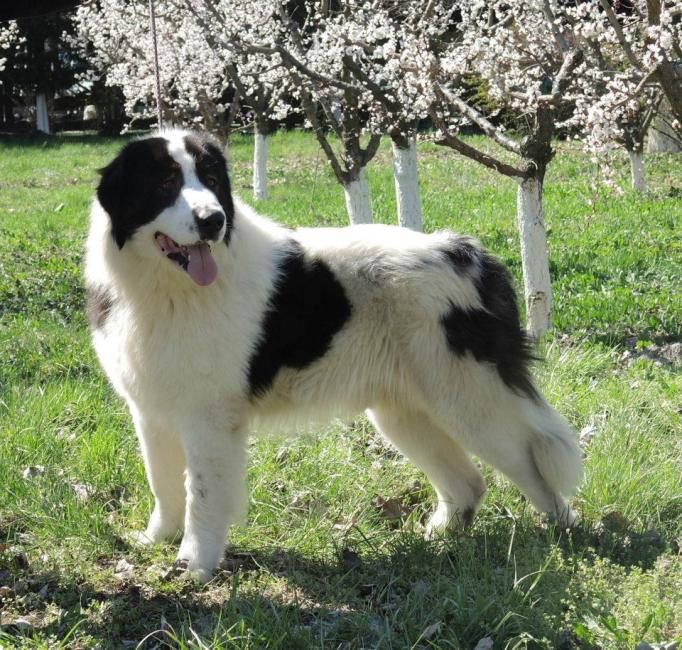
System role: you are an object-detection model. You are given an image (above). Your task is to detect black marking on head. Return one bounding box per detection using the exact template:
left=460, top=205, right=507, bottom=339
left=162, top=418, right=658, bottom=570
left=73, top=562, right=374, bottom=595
left=86, top=285, right=115, bottom=329
left=183, top=133, right=234, bottom=246
left=97, top=137, right=183, bottom=248
left=441, top=243, right=539, bottom=400
left=248, top=240, right=353, bottom=398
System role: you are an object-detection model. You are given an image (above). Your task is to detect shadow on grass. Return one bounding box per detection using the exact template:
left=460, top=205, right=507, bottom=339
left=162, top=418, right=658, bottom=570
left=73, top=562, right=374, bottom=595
left=0, top=516, right=672, bottom=648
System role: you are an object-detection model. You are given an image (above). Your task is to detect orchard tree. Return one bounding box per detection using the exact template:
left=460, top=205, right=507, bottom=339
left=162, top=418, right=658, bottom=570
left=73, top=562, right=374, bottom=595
left=0, top=12, right=87, bottom=133
left=72, top=0, right=234, bottom=135
left=590, top=0, right=682, bottom=134
left=338, top=2, right=431, bottom=230
left=405, top=0, right=585, bottom=337
left=195, top=0, right=428, bottom=226
left=183, top=1, right=295, bottom=200
left=190, top=0, right=384, bottom=223
left=244, top=0, right=384, bottom=224
left=0, top=20, right=19, bottom=74
left=561, top=0, right=682, bottom=191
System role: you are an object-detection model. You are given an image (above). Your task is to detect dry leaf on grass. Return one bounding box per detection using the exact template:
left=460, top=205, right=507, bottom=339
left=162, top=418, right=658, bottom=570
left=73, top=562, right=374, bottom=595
left=371, top=494, right=411, bottom=522
left=114, top=558, right=134, bottom=580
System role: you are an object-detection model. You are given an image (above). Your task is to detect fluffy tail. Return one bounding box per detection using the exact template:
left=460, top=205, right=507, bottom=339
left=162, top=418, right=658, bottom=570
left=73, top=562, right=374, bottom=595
left=527, top=399, right=583, bottom=498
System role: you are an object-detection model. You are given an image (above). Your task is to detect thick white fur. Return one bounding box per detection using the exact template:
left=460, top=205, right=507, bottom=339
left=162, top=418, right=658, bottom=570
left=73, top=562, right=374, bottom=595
left=86, top=130, right=582, bottom=582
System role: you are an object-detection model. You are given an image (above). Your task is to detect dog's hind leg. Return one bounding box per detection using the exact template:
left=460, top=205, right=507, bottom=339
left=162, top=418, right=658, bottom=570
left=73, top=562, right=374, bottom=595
left=367, top=405, right=487, bottom=535
left=130, top=410, right=186, bottom=544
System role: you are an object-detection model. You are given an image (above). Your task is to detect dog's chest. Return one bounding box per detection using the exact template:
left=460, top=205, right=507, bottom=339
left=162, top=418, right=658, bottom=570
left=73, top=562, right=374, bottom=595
left=94, top=295, right=247, bottom=412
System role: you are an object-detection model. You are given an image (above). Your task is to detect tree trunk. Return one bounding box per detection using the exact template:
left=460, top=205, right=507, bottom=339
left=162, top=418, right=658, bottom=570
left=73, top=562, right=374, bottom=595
left=36, top=92, right=50, bottom=134
left=627, top=148, right=646, bottom=192
left=647, top=100, right=681, bottom=153
left=391, top=137, right=423, bottom=231
left=343, top=168, right=373, bottom=224
left=516, top=177, right=552, bottom=338
left=253, top=129, right=268, bottom=200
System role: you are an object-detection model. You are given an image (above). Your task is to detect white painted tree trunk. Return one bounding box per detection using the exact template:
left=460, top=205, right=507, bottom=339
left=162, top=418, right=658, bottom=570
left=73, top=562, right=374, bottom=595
left=36, top=93, right=50, bottom=134
left=253, top=131, right=268, bottom=200
left=516, top=177, right=552, bottom=338
left=342, top=168, right=373, bottom=224
left=392, top=138, right=423, bottom=231
left=627, top=149, right=646, bottom=192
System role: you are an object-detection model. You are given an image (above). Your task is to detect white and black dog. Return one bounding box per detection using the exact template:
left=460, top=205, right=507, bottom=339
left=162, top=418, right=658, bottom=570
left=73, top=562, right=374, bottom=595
left=85, top=130, right=582, bottom=581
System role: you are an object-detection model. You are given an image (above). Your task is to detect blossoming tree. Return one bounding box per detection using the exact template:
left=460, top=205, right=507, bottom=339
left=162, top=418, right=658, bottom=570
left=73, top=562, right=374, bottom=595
left=560, top=0, right=682, bottom=191
left=234, top=0, right=384, bottom=224
left=0, top=20, right=19, bottom=74
left=336, top=2, right=431, bottom=230
left=72, top=0, right=236, bottom=135
left=73, top=0, right=293, bottom=200
left=403, top=0, right=585, bottom=336
left=194, top=0, right=431, bottom=225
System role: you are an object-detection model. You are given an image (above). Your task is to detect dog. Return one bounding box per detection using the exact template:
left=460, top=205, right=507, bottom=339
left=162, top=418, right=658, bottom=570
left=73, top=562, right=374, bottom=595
left=85, top=129, right=582, bottom=582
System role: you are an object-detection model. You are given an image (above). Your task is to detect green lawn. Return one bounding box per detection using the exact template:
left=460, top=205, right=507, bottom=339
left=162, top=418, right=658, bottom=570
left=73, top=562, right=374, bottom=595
left=0, top=131, right=680, bottom=649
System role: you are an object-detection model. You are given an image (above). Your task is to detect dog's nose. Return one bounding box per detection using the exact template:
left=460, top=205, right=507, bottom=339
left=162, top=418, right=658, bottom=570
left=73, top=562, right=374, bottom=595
left=195, top=212, right=225, bottom=241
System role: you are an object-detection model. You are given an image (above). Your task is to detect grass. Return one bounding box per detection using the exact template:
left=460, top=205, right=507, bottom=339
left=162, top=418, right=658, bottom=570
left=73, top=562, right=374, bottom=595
left=0, top=130, right=680, bottom=649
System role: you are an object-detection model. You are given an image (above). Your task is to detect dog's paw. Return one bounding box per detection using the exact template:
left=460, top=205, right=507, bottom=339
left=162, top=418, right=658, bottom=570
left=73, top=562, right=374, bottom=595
left=129, top=520, right=183, bottom=546
left=548, top=505, right=579, bottom=529
left=173, top=556, right=214, bottom=584
left=128, top=529, right=158, bottom=546
left=424, top=503, right=474, bottom=539
left=424, top=505, right=454, bottom=539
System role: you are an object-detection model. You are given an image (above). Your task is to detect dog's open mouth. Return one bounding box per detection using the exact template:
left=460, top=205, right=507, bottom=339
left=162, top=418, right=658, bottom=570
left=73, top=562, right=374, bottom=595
left=154, top=232, right=218, bottom=287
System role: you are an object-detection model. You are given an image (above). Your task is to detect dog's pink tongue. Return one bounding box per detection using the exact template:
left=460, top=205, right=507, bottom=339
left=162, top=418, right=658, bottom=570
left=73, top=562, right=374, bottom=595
left=187, top=243, right=218, bottom=286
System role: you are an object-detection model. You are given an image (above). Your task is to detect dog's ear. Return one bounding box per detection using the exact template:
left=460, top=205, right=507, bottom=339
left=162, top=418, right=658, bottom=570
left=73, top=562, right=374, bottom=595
left=97, top=153, right=129, bottom=249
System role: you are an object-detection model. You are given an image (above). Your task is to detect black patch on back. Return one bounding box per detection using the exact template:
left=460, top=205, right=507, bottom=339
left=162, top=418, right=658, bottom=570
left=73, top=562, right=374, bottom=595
left=440, top=236, right=479, bottom=269
left=97, top=137, right=183, bottom=248
left=86, top=285, right=115, bottom=329
left=441, top=241, right=539, bottom=400
left=183, top=133, right=234, bottom=246
left=248, top=241, right=352, bottom=398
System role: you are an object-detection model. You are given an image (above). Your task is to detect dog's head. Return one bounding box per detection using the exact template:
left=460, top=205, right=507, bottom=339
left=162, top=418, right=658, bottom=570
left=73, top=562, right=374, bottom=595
left=97, top=130, right=234, bottom=287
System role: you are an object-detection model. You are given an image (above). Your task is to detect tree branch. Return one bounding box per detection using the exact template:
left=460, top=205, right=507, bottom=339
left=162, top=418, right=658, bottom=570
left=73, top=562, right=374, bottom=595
left=360, top=132, right=382, bottom=168
left=242, top=42, right=363, bottom=95
left=343, top=55, right=401, bottom=115
left=296, top=81, right=347, bottom=185
left=435, top=83, right=522, bottom=155
left=645, top=0, right=661, bottom=26
left=598, top=0, right=641, bottom=69
left=542, top=0, right=569, bottom=53
left=430, top=107, right=525, bottom=179
left=537, top=48, right=584, bottom=106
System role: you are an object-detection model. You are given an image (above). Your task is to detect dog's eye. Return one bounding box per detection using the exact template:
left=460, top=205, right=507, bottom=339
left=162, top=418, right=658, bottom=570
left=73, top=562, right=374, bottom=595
left=204, top=175, right=219, bottom=190
left=158, top=175, right=177, bottom=193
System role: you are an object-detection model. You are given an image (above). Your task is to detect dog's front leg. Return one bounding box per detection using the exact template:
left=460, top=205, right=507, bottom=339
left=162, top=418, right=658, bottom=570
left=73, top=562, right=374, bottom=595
left=176, top=417, right=248, bottom=583
left=130, top=409, right=186, bottom=545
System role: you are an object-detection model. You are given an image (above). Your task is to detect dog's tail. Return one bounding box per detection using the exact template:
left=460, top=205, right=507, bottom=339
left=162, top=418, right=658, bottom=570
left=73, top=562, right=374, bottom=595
left=527, top=398, right=583, bottom=499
